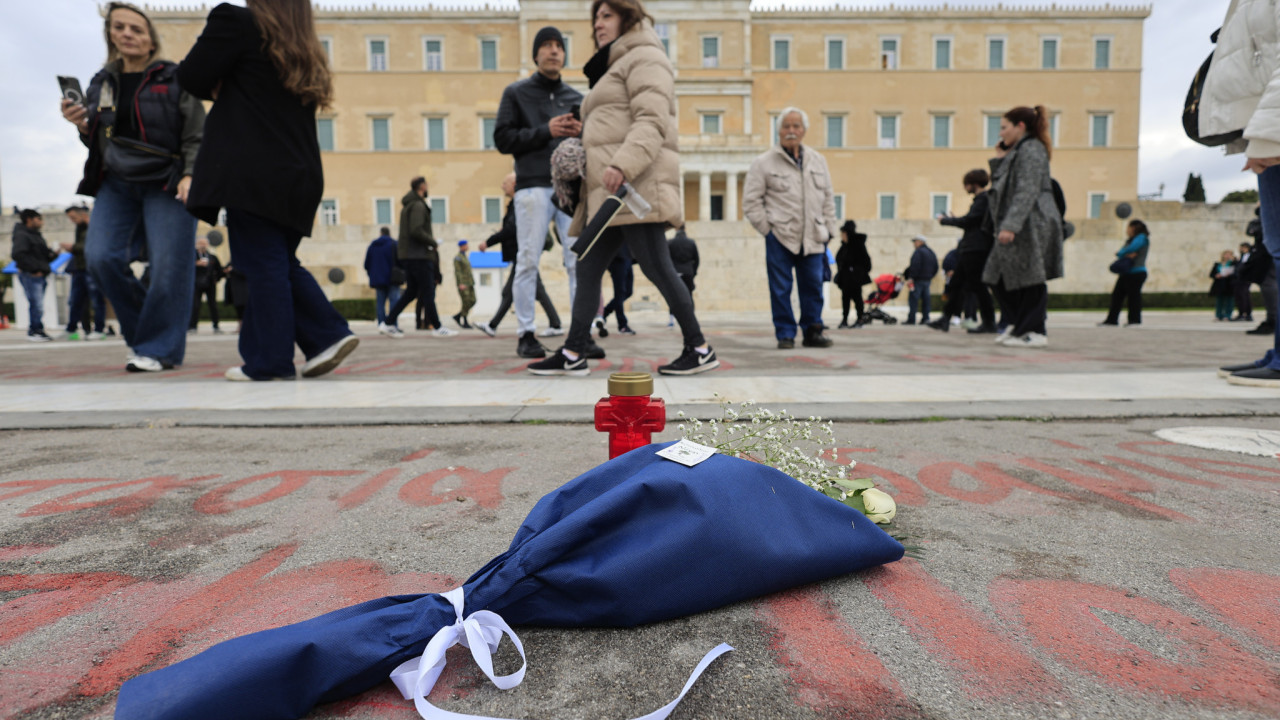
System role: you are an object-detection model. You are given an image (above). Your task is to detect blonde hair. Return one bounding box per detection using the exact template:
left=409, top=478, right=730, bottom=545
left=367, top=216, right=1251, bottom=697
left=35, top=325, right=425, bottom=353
left=247, top=0, right=334, bottom=109
left=104, top=2, right=161, bottom=65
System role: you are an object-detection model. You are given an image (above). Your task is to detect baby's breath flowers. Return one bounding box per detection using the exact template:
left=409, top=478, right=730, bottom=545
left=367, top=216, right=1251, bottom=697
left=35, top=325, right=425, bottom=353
left=677, top=398, right=897, bottom=526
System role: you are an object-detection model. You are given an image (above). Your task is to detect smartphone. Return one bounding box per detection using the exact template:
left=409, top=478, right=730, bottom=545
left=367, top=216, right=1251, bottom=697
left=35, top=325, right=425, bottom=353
left=570, top=104, right=581, bottom=121
left=57, top=76, right=84, bottom=106
left=996, top=140, right=1010, bottom=151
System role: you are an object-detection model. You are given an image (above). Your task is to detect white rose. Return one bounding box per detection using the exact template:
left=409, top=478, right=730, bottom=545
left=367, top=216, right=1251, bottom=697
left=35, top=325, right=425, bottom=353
left=860, top=488, right=896, bottom=524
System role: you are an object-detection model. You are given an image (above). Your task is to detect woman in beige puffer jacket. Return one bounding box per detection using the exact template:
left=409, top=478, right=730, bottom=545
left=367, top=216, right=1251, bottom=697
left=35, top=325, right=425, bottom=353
left=529, top=0, right=719, bottom=377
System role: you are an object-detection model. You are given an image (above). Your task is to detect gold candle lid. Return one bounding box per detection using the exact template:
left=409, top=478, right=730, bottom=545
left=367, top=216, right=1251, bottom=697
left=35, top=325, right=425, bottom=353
left=608, top=372, right=653, bottom=397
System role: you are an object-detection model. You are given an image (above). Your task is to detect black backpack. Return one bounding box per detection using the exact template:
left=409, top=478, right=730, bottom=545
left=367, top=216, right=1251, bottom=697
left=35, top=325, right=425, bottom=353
left=1184, top=29, right=1246, bottom=147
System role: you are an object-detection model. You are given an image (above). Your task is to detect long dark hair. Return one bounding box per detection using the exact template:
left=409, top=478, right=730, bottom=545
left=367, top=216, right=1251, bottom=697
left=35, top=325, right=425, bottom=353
left=1128, top=219, right=1150, bottom=238
left=590, top=0, right=654, bottom=48
left=104, top=2, right=161, bottom=64
left=1004, top=105, right=1053, bottom=160
left=246, top=0, right=333, bottom=109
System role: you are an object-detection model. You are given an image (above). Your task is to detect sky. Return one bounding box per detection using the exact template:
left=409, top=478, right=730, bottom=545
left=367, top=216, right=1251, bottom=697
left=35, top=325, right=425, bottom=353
left=0, top=0, right=1254, bottom=211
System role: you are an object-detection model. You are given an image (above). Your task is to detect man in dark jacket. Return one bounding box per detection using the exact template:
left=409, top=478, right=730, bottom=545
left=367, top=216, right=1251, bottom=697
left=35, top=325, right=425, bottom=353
left=386, top=177, right=454, bottom=336
left=188, top=235, right=225, bottom=334
left=668, top=227, right=700, bottom=306
left=63, top=205, right=108, bottom=340
left=494, top=26, right=582, bottom=359
left=928, top=169, right=998, bottom=333
left=903, top=235, right=938, bottom=325
left=11, top=209, right=58, bottom=342
left=364, top=226, right=402, bottom=335
left=477, top=173, right=563, bottom=337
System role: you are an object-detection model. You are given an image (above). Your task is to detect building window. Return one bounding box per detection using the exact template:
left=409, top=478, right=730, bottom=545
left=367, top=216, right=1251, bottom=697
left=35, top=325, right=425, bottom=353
left=934, top=37, right=952, bottom=70
left=370, top=116, right=390, bottom=151
left=930, top=193, right=951, bottom=218
left=701, top=35, right=720, bottom=68
left=424, top=38, right=444, bottom=71
left=1095, top=37, right=1112, bottom=69
left=932, top=114, right=952, bottom=148
left=429, top=197, right=447, bottom=223
left=772, top=37, right=790, bottom=70
left=701, top=113, right=722, bottom=135
left=880, top=37, right=898, bottom=70
left=317, top=117, right=335, bottom=152
left=426, top=117, right=446, bottom=150
left=320, top=198, right=339, bottom=226
left=655, top=23, right=671, bottom=57
left=319, top=37, right=333, bottom=65
left=827, top=37, right=844, bottom=70
left=1041, top=37, right=1059, bottom=70
left=480, top=116, right=496, bottom=150
left=1090, top=113, right=1111, bottom=147
left=833, top=194, right=845, bottom=220
left=483, top=197, right=503, bottom=224
left=878, top=193, right=897, bottom=220
left=985, top=114, right=1002, bottom=147
left=1088, top=192, right=1107, bottom=219
left=878, top=115, right=899, bottom=149
left=368, top=38, right=388, bottom=71
left=1050, top=113, right=1061, bottom=146
left=710, top=195, right=724, bottom=221
left=480, top=38, right=498, bottom=71
left=769, top=113, right=781, bottom=138
left=374, top=198, right=393, bottom=225
left=988, top=37, right=1005, bottom=70
left=826, top=115, right=845, bottom=148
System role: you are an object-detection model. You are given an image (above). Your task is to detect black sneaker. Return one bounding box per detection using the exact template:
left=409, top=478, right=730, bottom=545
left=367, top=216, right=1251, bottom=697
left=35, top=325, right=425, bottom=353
left=967, top=324, right=998, bottom=334
left=583, top=341, right=606, bottom=359
left=926, top=318, right=950, bottom=332
left=1218, top=361, right=1263, bottom=378
left=659, top=346, right=720, bottom=375
left=527, top=349, right=589, bottom=376
left=1226, top=366, right=1280, bottom=387
left=1246, top=322, right=1275, bottom=335
left=802, top=326, right=833, bottom=348
left=593, top=317, right=609, bottom=338
left=777, top=338, right=795, bottom=349
left=517, top=332, right=547, bottom=358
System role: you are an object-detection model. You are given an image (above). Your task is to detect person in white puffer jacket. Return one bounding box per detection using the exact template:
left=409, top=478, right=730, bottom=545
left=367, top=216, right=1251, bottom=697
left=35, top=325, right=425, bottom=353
left=1203, top=0, right=1280, bottom=386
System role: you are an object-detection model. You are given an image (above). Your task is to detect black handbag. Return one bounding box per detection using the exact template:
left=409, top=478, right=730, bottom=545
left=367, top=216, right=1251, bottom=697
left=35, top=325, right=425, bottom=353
left=1183, top=29, right=1245, bottom=147
left=105, top=131, right=182, bottom=187
left=1109, top=256, right=1134, bottom=274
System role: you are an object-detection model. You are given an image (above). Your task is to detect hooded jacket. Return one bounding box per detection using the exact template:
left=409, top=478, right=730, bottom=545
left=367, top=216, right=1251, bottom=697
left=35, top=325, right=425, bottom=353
left=742, top=143, right=841, bottom=256
left=398, top=191, right=437, bottom=263
left=570, top=23, right=683, bottom=235
left=494, top=72, right=583, bottom=191
left=1199, top=0, right=1280, bottom=159
left=11, top=223, right=58, bottom=276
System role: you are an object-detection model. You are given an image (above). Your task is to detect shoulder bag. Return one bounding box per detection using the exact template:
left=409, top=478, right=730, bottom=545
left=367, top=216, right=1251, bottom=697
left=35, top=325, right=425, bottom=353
left=1183, top=28, right=1246, bottom=147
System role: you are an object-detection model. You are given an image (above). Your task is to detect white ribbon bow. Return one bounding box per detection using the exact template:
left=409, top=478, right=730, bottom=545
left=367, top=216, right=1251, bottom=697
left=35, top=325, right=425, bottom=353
left=389, top=587, right=733, bottom=720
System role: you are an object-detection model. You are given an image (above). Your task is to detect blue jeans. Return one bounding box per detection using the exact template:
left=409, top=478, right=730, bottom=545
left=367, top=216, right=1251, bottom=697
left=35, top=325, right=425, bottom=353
left=373, top=285, right=402, bottom=325
left=1259, top=166, right=1280, bottom=369
left=765, top=233, right=825, bottom=340
left=227, top=208, right=352, bottom=379
left=85, top=175, right=196, bottom=364
left=513, top=186, right=575, bottom=334
left=17, top=272, right=46, bottom=333
left=907, top=282, right=931, bottom=323
left=66, top=270, right=107, bottom=333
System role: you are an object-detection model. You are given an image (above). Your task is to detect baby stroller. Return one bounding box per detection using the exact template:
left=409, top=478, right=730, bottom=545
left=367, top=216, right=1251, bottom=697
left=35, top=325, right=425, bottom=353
left=855, top=273, right=903, bottom=327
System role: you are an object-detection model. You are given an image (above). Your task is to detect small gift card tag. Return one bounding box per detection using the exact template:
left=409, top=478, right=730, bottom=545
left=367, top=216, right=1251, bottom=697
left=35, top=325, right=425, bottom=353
left=657, top=439, right=717, bottom=467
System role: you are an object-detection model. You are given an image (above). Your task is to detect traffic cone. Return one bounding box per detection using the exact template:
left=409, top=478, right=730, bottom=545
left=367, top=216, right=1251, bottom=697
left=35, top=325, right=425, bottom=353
left=0, top=315, right=9, bottom=330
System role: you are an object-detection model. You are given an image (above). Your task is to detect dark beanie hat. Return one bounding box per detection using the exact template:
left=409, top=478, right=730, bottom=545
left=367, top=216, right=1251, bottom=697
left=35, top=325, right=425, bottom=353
left=532, top=26, right=565, bottom=60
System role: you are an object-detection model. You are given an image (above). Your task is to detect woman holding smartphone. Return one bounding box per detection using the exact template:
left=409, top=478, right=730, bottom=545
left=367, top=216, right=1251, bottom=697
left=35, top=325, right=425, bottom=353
left=982, top=105, right=1064, bottom=349
left=60, top=2, right=204, bottom=373
left=179, top=0, right=357, bottom=380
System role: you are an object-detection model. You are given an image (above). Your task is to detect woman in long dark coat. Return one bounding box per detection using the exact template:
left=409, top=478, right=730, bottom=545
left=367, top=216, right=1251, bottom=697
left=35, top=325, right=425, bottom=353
left=834, top=220, right=871, bottom=328
left=179, top=0, right=357, bottom=380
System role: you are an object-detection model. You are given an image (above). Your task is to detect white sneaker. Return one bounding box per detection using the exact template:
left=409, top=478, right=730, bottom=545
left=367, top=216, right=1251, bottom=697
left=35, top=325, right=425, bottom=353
left=477, top=322, right=497, bottom=338
left=387, top=325, right=405, bottom=339
left=225, top=366, right=252, bottom=382
left=377, top=322, right=391, bottom=336
left=960, top=318, right=979, bottom=330
left=433, top=327, right=459, bottom=337
left=1001, top=332, right=1048, bottom=348
left=301, top=335, right=359, bottom=377
left=126, top=356, right=166, bottom=372
left=993, top=327, right=1012, bottom=343
left=26, top=332, right=53, bottom=343
left=86, top=331, right=106, bottom=341
left=539, top=326, right=566, bottom=337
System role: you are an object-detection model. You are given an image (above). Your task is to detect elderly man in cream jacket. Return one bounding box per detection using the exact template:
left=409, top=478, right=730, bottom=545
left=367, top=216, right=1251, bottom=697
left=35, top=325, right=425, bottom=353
left=743, top=107, right=841, bottom=350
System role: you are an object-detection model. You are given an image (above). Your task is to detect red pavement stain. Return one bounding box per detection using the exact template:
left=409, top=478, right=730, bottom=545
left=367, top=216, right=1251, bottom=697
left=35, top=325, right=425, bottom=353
left=336, top=468, right=402, bottom=510
left=1102, top=456, right=1221, bottom=489
left=1171, top=568, right=1280, bottom=652
left=193, top=470, right=362, bottom=514
left=21, top=475, right=219, bottom=519
left=1050, top=439, right=1088, bottom=450
left=1015, top=458, right=1192, bottom=523
left=841, top=462, right=927, bottom=507
left=863, top=562, right=1062, bottom=701
left=0, top=544, right=55, bottom=561
left=0, top=572, right=136, bottom=646
left=0, top=477, right=116, bottom=503
left=1117, top=441, right=1280, bottom=483
left=915, top=461, right=1077, bottom=505
left=786, top=356, right=834, bottom=367
left=756, top=586, right=922, bottom=719
left=463, top=359, right=499, bottom=374
left=991, top=577, right=1280, bottom=713
left=398, top=466, right=514, bottom=509
left=401, top=448, right=436, bottom=463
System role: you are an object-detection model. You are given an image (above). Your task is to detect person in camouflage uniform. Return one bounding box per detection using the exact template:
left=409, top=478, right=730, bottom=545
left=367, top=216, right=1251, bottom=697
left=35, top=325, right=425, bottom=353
left=452, top=240, right=476, bottom=329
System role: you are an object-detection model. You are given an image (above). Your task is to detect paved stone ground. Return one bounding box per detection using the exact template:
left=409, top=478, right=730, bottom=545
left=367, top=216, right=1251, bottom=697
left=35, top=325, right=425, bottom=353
left=1, top=310, right=1278, bottom=720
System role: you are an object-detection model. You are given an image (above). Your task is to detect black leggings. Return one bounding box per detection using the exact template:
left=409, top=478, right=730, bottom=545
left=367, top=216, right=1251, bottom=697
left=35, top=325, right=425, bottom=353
left=1105, top=272, right=1146, bottom=325
left=840, top=287, right=864, bottom=322
left=566, top=223, right=703, bottom=353
left=943, top=254, right=995, bottom=326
